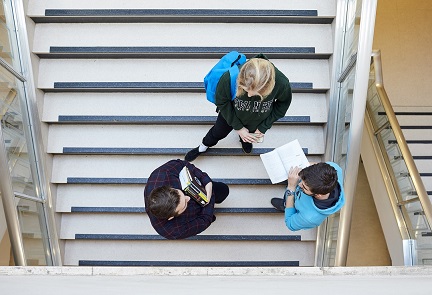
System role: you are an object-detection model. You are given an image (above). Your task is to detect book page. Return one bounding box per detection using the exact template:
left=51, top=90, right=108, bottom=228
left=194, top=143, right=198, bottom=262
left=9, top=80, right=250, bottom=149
left=260, top=149, right=290, bottom=184
left=260, top=139, right=309, bottom=184
left=179, top=166, right=191, bottom=190
left=276, top=139, right=310, bottom=172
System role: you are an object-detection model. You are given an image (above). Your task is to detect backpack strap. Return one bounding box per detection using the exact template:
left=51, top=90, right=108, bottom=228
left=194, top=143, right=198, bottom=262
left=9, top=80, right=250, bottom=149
left=228, top=65, right=240, bottom=100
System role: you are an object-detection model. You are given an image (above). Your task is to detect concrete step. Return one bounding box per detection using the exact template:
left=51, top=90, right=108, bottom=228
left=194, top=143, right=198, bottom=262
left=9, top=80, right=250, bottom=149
left=37, top=58, right=330, bottom=90
left=63, top=239, right=315, bottom=266
left=55, top=184, right=287, bottom=211
left=60, top=212, right=316, bottom=239
left=31, top=10, right=333, bottom=27
left=395, top=113, right=432, bottom=127
left=27, top=0, right=337, bottom=16
left=404, top=143, right=432, bottom=157
left=42, top=92, right=328, bottom=122
left=33, top=23, right=333, bottom=52
left=50, top=154, right=323, bottom=183
left=413, top=159, right=432, bottom=174
left=400, top=128, right=432, bottom=141
left=46, top=124, right=325, bottom=153
left=53, top=115, right=313, bottom=125
left=36, top=46, right=331, bottom=59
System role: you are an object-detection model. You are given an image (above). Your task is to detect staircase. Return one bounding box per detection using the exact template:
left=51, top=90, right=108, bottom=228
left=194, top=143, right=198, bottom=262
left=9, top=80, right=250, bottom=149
left=393, top=107, right=432, bottom=264
left=27, top=0, right=336, bottom=266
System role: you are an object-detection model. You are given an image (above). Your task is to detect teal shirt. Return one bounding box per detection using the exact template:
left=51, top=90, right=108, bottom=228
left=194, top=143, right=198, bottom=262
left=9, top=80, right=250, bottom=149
left=215, top=57, right=292, bottom=133
left=284, top=162, right=346, bottom=231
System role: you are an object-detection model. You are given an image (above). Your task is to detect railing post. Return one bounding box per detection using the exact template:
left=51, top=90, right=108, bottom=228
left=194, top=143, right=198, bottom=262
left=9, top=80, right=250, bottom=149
left=334, top=0, right=378, bottom=266
left=0, top=128, right=26, bottom=266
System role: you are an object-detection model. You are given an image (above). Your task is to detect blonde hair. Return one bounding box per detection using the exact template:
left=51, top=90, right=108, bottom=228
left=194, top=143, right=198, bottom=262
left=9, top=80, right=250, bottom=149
left=236, top=58, right=275, bottom=100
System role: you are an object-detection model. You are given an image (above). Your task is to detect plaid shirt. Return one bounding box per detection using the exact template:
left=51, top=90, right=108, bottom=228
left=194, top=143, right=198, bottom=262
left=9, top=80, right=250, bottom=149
left=144, top=159, right=215, bottom=239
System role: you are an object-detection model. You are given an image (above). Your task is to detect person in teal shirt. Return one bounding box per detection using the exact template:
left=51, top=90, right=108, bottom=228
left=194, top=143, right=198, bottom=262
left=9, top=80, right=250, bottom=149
left=271, top=162, right=345, bottom=231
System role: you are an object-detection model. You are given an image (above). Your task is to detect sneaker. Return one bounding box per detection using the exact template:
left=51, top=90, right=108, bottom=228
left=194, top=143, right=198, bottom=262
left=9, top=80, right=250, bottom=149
left=185, top=146, right=204, bottom=162
left=271, top=198, right=285, bottom=212
left=239, top=137, right=253, bottom=154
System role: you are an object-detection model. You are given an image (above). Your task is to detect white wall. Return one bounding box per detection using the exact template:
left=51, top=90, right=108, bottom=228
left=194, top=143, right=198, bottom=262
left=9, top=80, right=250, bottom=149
left=373, top=0, right=432, bottom=107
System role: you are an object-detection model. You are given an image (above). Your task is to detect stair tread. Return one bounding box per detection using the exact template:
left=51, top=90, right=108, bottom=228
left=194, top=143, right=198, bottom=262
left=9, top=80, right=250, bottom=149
left=78, top=260, right=300, bottom=267
left=74, top=234, right=300, bottom=241
left=31, top=9, right=333, bottom=25
left=60, top=147, right=311, bottom=156
left=42, top=82, right=326, bottom=94
left=66, top=178, right=280, bottom=185
left=36, top=46, right=331, bottom=59
left=69, top=207, right=283, bottom=214
left=55, top=115, right=313, bottom=124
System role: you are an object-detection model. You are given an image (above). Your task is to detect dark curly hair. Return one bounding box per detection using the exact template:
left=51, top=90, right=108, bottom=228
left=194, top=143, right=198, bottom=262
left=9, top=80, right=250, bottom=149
left=298, top=163, right=338, bottom=195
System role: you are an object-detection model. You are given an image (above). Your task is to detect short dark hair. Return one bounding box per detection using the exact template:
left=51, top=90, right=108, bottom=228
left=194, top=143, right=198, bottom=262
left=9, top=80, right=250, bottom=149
left=298, top=163, right=338, bottom=195
left=147, top=186, right=181, bottom=219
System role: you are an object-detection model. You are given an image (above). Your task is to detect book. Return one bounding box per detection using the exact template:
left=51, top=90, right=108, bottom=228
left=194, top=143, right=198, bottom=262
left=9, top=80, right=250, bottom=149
left=260, top=139, right=310, bottom=184
left=179, top=166, right=209, bottom=207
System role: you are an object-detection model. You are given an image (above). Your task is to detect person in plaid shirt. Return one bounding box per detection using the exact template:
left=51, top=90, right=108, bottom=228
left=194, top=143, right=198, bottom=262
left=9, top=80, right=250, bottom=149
left=144, top=159, right=229, bottom=239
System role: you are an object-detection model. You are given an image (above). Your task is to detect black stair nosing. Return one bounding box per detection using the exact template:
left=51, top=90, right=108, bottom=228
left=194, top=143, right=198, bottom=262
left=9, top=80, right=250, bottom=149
left=400, top=126, right=432, bottom=130
left=44, top=9, right=319, bottom=17
left=388, top=140, right=432, bottom=144
left=70, top=207, right=282, bottom=214
left=52, top=81, right=314, bottom=90
left=66, top=178, right=279, bottom=185
left=379, top=111, right=432, bottom=116
left=44, top=82, right=327, bottom=94
left=61, top=147, right=310, bottom=156
left=78, top=260, right=300, bottom=267
left=74, top=234, right=301, bottom=241
left=43, top=88, right=327, bottom=94
left=394, top=156, right=432, bottom=161
left=41, top=46, right=331, bottom=60
left=49, top=46, right=315, bottom=54
left=56, top=115, right=312, bottom=125
left=32, top=9, right=333, bottom=26
left=412, top=156, right=432, bottom=160
left=40, top=46, right=328, bottom=60
left=422, top=232, right=432, bottom=237
left=39, top=53, right=331, bottom=60
left=32, top=16, right=333, bottom=25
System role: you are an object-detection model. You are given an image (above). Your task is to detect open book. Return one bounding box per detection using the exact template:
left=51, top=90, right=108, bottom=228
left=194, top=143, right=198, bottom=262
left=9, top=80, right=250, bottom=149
left=179, top=166, right=209, bottom=207
left=260, top=139, right=310, bottom=184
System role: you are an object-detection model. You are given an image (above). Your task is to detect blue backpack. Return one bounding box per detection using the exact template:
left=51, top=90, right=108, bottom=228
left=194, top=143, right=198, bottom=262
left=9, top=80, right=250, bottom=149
left=204, top=51, right=247, bottom=104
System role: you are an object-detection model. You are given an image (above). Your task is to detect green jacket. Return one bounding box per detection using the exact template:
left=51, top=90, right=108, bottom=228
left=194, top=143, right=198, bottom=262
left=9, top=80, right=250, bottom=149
left=215, top=55, right=292, bottom=133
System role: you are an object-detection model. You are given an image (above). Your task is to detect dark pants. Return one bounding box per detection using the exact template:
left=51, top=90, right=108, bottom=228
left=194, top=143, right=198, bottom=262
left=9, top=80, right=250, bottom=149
left=213, top=181, right=229, bottom=204
left=203, top=113, right=250, bottom=147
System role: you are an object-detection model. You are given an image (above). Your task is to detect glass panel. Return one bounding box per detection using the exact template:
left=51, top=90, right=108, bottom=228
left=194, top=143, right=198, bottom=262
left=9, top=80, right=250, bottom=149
left=0, top=1, right=19, bottom=68
left=322, top=0, right=362, bottom=266
left=15, top=197, right=47, bottom=266
left=0, top=1, right=14, bottom=65
left=0, top=65, right=37, bottom=197
left=0, top=0, right=54, bottom=265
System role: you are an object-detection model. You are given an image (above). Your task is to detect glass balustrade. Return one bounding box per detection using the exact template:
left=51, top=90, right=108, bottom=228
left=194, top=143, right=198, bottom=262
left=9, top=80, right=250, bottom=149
left=0, top=0, right=58, bottom=266
left=366, top=52, right=432, bottom=265
left=318, top=0, right=366, bottom=267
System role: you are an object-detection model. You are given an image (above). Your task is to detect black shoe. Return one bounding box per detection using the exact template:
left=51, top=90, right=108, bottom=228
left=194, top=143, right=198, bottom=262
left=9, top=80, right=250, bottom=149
left=239, top=137, right=253, bottom=154
left=271, top=198, right=285, bottom=212
left=185, top=146, right=204, bottom=162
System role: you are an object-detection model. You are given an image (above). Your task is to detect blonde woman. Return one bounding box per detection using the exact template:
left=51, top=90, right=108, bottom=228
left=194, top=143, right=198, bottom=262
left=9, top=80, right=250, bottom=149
left=185, top=54, right=292, bottom=162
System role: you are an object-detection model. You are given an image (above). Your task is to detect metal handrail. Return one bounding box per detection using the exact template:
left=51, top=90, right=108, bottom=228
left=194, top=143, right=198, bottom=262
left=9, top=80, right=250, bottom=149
left=371, top=50, right=432, bottom=229
left=363, top=110, right=412, bottom=241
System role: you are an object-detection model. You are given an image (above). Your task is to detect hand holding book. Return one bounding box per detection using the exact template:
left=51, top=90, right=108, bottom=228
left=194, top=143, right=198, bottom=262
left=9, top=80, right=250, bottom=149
left=179, top=166, right=210, bottom=207
left=260, top=139, right=310, bottom=184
